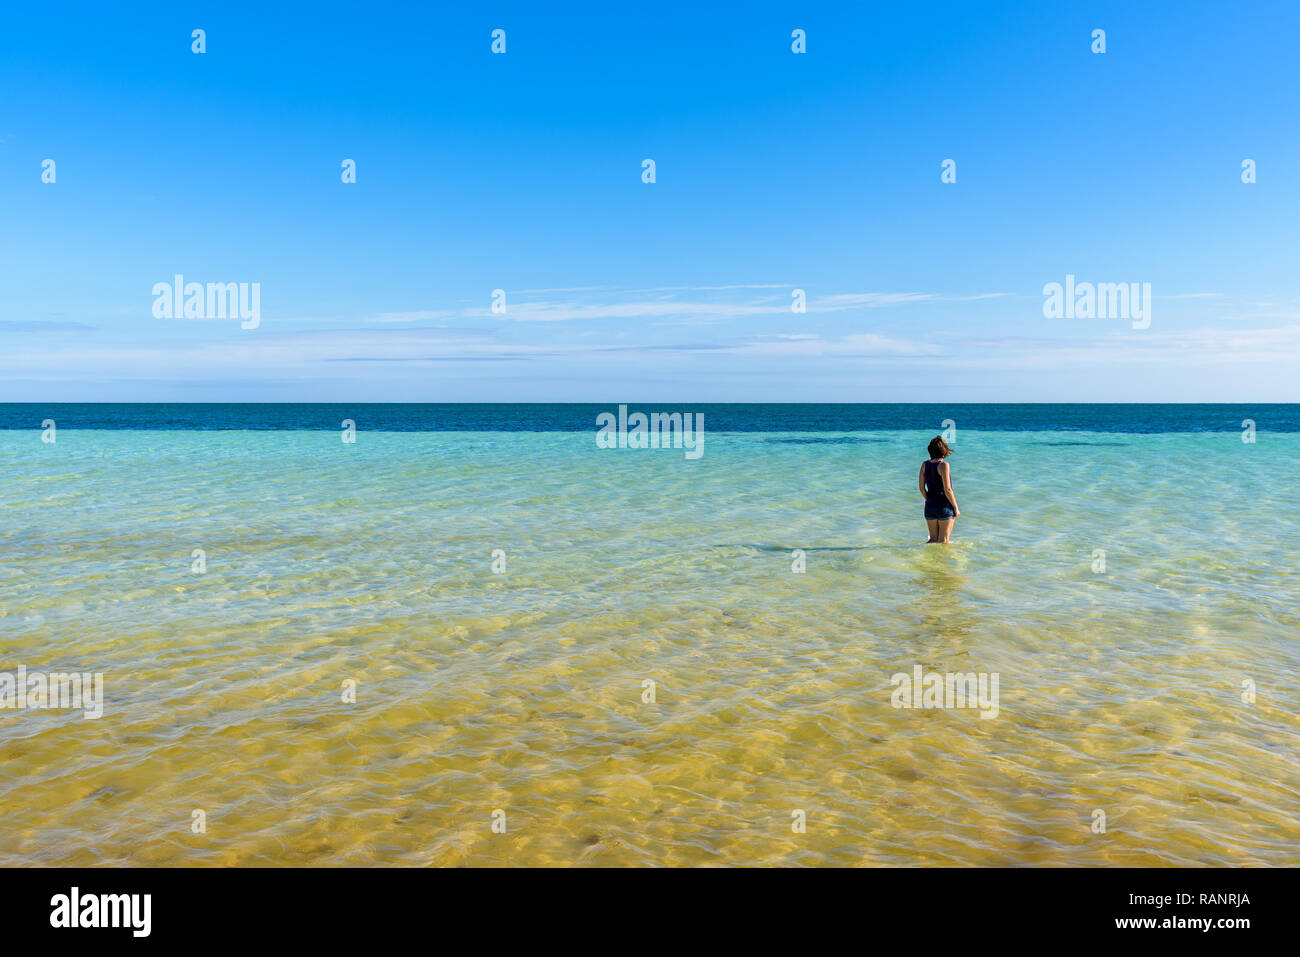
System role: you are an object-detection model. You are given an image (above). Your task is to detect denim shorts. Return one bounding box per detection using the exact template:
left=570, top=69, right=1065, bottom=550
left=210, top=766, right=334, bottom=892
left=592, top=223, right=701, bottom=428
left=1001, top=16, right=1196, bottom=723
left=924, top=503, right=955, bottom=520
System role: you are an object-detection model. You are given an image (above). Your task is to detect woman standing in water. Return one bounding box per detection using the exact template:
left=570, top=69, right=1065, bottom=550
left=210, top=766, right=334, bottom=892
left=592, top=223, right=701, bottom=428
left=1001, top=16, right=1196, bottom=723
left=919, top=436, right=959, bottom=544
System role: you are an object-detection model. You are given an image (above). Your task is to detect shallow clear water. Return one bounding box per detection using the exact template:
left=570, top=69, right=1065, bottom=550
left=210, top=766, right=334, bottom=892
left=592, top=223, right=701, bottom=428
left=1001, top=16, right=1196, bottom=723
left=1, top=425, right=1297, bottom=866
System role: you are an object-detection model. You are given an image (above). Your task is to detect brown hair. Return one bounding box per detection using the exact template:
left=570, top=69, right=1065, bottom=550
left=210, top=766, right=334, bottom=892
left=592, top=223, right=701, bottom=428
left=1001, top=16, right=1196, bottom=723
left=927, top=436, right=951, bottom=459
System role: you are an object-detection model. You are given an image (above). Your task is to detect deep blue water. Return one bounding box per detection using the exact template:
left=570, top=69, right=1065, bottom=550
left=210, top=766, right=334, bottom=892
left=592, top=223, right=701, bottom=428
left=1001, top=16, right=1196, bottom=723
left=0, top=403, right=1295, bottom=432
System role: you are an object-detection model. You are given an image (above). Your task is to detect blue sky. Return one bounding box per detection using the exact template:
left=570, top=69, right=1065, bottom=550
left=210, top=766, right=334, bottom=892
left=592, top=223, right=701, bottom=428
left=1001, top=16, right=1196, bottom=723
left=2, top=0, right=1297, bottom=401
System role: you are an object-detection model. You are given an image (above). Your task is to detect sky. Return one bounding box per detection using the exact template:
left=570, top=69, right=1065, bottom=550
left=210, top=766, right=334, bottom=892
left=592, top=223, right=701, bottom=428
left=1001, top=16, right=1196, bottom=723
left=1, top=0, right=1298, bottom=402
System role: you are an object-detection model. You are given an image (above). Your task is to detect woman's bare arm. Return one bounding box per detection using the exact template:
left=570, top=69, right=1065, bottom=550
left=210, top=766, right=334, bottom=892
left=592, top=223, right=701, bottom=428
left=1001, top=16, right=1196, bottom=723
left=939, top=461, right=959, bottom=514
left=918, top=464, right=928, bottom=498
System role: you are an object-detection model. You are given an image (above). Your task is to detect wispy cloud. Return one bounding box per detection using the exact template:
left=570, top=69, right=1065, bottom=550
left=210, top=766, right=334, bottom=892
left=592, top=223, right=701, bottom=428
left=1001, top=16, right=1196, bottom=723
left=365, top=310, right=459, bottom=323
left=3, top=322, right=1297, bottom=402
left=730, top=332, right=943, bottom=357
left=0, top=319, right=96, bottom=332
left=408, top=286, right=1018, bottom=324
left=251, top=286, right=1018, bottom=328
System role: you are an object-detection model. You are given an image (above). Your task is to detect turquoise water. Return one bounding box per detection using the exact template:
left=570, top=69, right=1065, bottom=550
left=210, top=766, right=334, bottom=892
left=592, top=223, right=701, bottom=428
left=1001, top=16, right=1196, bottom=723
left=1, top=423, right=1298, bottom=865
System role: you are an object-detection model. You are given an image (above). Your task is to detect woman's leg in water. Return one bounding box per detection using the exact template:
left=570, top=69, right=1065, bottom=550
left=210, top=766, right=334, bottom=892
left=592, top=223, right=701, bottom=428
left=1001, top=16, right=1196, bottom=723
left=926, top=518, right=940, bottom=543
left=935, top=518, right=955, bottom=544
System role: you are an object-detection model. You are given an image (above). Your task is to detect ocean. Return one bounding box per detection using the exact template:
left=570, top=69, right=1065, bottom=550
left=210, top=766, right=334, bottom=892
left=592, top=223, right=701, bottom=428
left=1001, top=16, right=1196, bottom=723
left=1, top=404, right=1297, bottom=865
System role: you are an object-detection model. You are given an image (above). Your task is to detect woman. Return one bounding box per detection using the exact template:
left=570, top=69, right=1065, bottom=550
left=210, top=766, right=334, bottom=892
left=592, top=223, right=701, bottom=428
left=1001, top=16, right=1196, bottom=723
left=918, top=436, right=959, bottom=544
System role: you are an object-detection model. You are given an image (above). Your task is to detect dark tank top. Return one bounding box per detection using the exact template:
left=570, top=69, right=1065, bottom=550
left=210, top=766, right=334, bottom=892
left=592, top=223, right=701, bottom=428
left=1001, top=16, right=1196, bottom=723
left=923, top=460, right=951, bottom=509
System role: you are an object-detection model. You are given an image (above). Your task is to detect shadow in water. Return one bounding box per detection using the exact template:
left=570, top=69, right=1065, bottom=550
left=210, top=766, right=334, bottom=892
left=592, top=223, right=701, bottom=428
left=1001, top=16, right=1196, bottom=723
left=762, top=436, right=888, bottom=445
left=910, top=548, right=979, bottom=647
left=1039, top=440, right=1129, bottom=446
left=718, top=544, right=868, bottom=553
